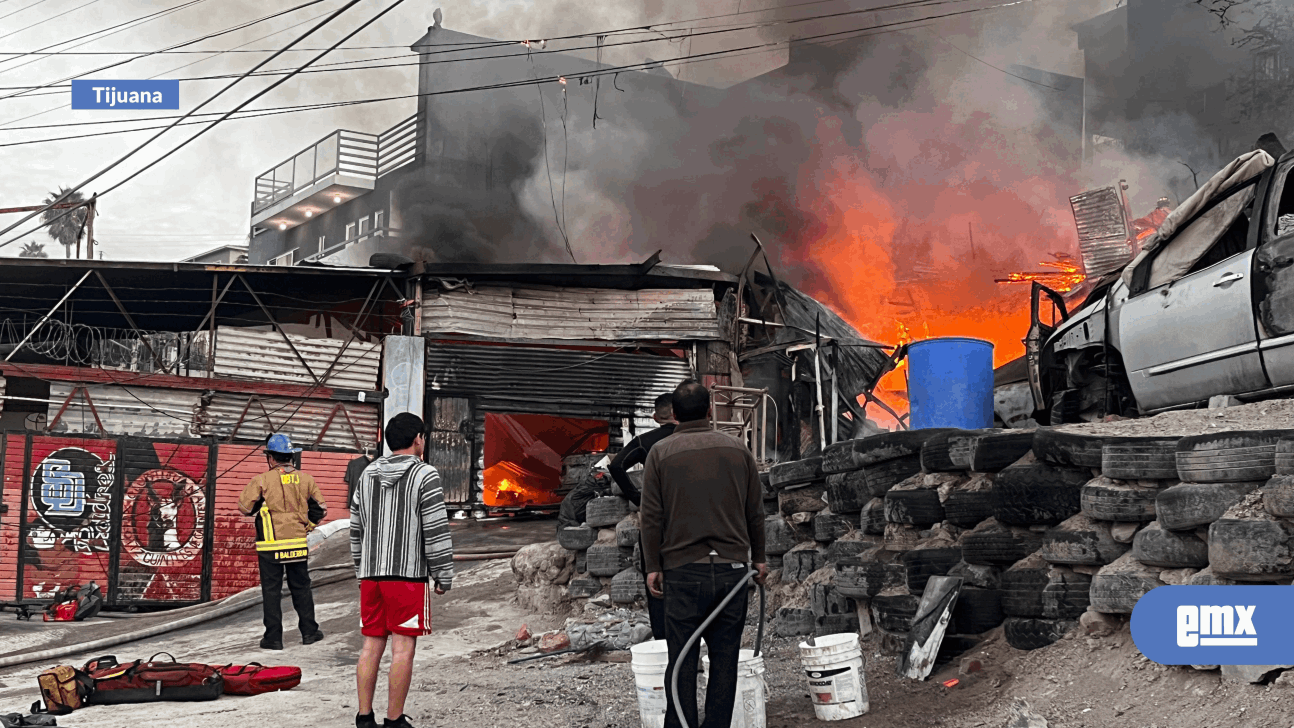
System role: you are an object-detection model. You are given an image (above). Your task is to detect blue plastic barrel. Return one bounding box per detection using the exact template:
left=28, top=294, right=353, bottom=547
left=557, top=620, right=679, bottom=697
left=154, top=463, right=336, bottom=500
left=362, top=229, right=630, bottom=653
left=906, top=337, right=995, bottom=430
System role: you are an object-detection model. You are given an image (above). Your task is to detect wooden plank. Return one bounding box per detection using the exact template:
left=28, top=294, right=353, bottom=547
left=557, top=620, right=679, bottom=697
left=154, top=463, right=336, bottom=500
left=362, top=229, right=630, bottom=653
left=0, top=362, right=371, bottom=400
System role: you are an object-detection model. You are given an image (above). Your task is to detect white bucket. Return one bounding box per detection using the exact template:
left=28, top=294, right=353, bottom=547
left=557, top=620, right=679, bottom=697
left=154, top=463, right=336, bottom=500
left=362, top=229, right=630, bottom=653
left=798, top=633, right=868, bottom=721
left=631, top=640, right=670, bottom=728
left=700, top=649, right=768, bottom=728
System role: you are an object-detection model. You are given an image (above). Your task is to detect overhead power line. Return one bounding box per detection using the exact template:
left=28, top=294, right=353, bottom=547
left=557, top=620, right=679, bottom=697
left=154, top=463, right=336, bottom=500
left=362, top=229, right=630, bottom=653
left=0, top=0, right=371, bottom=247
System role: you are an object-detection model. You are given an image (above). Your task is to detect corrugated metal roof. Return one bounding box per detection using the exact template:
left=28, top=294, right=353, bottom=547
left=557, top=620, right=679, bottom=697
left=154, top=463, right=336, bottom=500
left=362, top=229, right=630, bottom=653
left=421, top=285, right=721, bottom=341
left=194, top=392, right=379, bottom=451
left=425, top=342, right=693, bottom=412
left=47, top=382, right=200, bottom=438
left=1070, top=187, right=1134, bottom=277
left=209, top=326, right=381, bottom=390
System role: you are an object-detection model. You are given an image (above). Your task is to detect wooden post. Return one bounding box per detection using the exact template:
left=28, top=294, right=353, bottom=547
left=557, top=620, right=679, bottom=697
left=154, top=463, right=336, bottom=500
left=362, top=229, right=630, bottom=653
left=831, top=341, right=840, bottom=444
left=813, top=313, right=826, bottom=453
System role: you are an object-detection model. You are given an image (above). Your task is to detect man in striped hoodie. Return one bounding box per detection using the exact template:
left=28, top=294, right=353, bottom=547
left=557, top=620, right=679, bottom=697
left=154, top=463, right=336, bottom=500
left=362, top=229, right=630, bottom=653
left=350, top=413, right=454, bottom=728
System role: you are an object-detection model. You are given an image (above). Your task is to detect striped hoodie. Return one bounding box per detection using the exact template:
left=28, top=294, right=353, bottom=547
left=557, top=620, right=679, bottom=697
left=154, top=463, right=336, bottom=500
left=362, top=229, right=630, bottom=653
left=349, top=454, right=454, bottom=589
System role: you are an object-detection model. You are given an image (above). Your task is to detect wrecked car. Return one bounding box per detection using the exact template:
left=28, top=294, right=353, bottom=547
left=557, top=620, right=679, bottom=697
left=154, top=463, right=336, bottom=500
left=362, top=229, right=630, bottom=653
left=1029, top=148, right=1294, bottom=422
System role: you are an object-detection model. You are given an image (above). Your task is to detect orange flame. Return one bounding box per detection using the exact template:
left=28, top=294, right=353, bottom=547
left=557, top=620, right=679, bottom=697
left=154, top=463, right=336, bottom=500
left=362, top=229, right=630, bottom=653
left=1001, top=255, right=1086, bottom=293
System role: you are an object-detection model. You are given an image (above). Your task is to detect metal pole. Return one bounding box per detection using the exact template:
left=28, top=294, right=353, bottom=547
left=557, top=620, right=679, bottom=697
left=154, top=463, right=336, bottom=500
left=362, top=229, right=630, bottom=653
left=85, top=197, right=95, bottom=260
left=813, top=313, right=826, bottom=453
left=6, top=270, right=92, bottom=361
left=831, top=342, right=840, bottom=444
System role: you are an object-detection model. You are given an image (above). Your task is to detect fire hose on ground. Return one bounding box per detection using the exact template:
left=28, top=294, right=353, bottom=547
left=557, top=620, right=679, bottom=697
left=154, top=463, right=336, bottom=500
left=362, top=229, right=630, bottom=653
left=0, top=547, right=522, bottom=670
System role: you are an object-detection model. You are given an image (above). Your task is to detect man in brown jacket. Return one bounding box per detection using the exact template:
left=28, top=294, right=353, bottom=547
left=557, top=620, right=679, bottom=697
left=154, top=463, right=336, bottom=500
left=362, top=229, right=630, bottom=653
left=238, top=433, right=327, bottom=650
left=642, top=380, right=766, bottom=728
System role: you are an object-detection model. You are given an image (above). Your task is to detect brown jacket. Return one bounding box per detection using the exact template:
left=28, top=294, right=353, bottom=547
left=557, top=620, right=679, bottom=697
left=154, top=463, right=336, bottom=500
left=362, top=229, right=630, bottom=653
left=640, top=419, right=766, bottom=573
left=238, top=466, right=327, bottom=545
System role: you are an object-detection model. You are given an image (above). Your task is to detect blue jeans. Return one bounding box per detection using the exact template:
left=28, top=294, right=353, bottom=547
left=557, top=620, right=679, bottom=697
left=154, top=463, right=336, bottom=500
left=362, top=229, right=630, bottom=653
left=663, top=562, right=749, bottom=728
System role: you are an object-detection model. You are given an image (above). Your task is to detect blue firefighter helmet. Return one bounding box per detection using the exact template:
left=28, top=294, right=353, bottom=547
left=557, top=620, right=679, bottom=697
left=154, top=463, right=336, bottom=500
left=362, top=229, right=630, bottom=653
left=266, top=433, right=302, bottom=454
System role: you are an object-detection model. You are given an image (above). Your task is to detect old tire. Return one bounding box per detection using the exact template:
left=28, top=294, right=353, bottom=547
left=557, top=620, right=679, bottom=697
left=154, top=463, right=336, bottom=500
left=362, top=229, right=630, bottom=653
left=885, top=488, right=946, bottom=525
left=1276, top=438, right=1294, bottom=476
left=774, top=607, right=816, bottom=637
left=1264, top=474, right=1294, bottom=517
left=1001, top=562, right=1050, bottom=618
left=1080, top=478, right=1159, bottom=522
left=1208, top=518, right=1294, bottom=582
left=557, top=525, right=598, bottom=551
left=1041, top=570, right=1092, bottom=619
left=585, top=496, right=631, bottom=528
left=825, top=471, right=869, bottom=514
left=615, top=518, right=640, bottom=549
left=575, top=549, right=587, bottom=574
left=992, top=460, right=1090, bottom=526
left=1039, top=514, right=1129, bottom=566
left=947, top=430, right=992, bottom=470
left=836, top=558, right=906, bottom=599
left=814, top=512, right=854, bottom=543
left=921, top=431, right=962, bottom=473
left=969, top=430, right=1037, bottom=472
left=1032, top=429, right=1107, bottom=469
left=950, top=587, right=1004, bottom=635
left=610, top=567, right=645, bottom=604
left=766, top=516, right=799, bottom=556
left=822, top=429, right=957, bottom=473
left=1003, top=617, right=1077, bottom=651
left=770, top=457, right=824, bottom=487
left=861, top=497, right=886, bottom=535
left=1175, top=430, right=1290, bottom=483
left=586, top=543, right=632, bottom=577
left=1088, top=554, right=1163, bottom=614
left=903, top=547, right=963, bottom=595
left=1156, top=482, right=1262, bottom=531
left=1132, top=521, right=1209, bottom=568
left=864, top=454, right=924, bottom=497
left=825, top=537, right=877, bottom=566
left=567, top=574, right=600, bottom=599
left=1102, top=437, right=1180, bottom=480
left=783, top=548, right=823, bottom=583
left=962, top=526, right=1042, bottom=565
left=872, top=594, right=920, bottom=633
left=944, top=489, right=995, bottom=528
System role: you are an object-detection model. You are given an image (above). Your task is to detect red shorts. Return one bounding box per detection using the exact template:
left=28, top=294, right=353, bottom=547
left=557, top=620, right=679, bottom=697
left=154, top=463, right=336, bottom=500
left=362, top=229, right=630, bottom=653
left=360, top=579, right=433, bottom=637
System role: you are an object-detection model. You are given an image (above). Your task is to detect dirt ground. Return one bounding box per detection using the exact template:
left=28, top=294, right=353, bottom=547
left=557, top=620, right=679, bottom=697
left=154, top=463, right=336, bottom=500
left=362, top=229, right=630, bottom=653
left=1059, top=397, right=1294, bottom=437
left=0, top=518, right=1291, bottom=728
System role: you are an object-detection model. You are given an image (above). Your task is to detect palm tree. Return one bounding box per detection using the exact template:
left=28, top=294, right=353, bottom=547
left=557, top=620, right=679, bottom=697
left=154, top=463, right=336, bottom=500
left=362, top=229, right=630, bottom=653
left=18, top=241, right=48, bottom=258
left=41, top=186, right=87, bottom=259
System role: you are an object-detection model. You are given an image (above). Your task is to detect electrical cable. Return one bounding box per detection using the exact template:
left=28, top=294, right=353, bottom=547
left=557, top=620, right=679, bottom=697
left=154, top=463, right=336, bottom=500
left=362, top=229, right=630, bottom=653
left=0, top=0, right=1022, bottom=247
left=0, top=0, right=104, bottom=44
left=0, top=0, right=370, bottom=247
left=0, top=0, right=53, bottom=23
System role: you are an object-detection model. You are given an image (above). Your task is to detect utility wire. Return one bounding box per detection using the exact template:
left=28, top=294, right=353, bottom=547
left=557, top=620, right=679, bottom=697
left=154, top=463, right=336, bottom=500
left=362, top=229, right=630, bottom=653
left=0, top=0, right=53, bottom=23
left=0, top=0, right=1022, bottom=248
left=0, top=0, right=371, bottom=247
left=0, top=0, right=104, bottom=44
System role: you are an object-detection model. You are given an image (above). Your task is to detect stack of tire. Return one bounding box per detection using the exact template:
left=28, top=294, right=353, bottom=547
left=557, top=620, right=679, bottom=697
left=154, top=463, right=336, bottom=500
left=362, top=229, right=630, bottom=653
left=558, top=489, right=641, bottom=603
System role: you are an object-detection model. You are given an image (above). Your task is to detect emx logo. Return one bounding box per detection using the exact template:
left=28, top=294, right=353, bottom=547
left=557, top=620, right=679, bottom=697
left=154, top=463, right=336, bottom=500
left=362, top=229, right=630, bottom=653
left=1177, top=605, right=1257, bottom=647
left=1133, top=586, right=1294, bottom=664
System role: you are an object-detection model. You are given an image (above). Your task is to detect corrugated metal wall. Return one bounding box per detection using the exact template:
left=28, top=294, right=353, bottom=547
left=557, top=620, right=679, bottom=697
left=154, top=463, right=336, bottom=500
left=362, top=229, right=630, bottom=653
left=421, top=285, right=721, bottom=341
left=47, top=383, right=201, bottom=439
left=195, top=393, right=380, bottom=451
left=208, top=326, right=381, bottom=390
left=426, top=343, right=691, bottom=505
left=1070, top=187, right=1134, bottom=277
left=210, top=444, right=262, bottom=600
left=0, top=434, right=23, bottom=601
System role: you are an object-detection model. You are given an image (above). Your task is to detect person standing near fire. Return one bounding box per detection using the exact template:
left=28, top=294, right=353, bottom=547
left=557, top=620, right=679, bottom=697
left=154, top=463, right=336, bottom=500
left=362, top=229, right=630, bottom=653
left=641, top=380, right=767, bottom=728
left=609, top=392, right=676, bottom=638
left=350, top=413, right=454, bottom=728
left=238, top=433, right=327, bottom=650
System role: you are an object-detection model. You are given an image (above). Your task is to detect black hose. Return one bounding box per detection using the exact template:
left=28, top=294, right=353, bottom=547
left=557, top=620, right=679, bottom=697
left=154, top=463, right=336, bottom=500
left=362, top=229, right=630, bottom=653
left=753, top=583, right=766, bottom=657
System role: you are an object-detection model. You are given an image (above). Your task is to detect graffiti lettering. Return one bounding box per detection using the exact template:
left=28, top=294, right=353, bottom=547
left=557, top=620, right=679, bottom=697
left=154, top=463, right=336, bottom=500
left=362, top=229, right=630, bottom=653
left=29, top=447, right=113, bottom=554
left=122, top=469, right=205, bottom=569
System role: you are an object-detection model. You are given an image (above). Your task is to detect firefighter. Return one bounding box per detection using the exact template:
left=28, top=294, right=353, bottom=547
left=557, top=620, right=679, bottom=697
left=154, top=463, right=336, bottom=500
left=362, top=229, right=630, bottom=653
left=238, top=433, right=328, bottom=650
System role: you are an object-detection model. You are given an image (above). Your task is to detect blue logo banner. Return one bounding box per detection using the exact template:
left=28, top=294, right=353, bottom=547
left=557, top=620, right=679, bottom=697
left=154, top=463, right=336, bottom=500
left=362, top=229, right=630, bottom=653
left=71, top=80, right=178, bottom=110
left=1132, top=585, right=1294, bottom=665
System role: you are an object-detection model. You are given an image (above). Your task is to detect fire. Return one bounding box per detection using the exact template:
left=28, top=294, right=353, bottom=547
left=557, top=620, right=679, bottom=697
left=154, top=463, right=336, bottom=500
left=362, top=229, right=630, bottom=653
left=999, top=254, right=1086, bottom=293
left=483, top=460, right=560, bottom=508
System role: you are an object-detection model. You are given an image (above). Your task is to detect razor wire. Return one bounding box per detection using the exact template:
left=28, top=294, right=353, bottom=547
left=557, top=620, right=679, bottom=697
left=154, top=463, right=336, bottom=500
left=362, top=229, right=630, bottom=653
left=0, top=317, right=207, bottom=373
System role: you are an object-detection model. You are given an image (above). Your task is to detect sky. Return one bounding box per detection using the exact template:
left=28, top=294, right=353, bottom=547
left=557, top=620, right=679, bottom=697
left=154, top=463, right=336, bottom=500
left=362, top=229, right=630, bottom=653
left=0, top=0, right=1104, bottom=262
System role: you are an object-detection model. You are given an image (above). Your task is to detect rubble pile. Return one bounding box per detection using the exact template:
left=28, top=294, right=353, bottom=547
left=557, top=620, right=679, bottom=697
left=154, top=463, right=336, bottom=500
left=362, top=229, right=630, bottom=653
left=763, top=426, right=1294, bottom=665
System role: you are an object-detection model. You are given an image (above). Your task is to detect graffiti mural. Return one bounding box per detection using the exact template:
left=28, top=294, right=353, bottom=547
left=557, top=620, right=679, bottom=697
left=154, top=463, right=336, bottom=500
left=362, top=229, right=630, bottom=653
left=22, top=438, right=117, bottom=599
left=114, top=441, right=209, bottom=602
